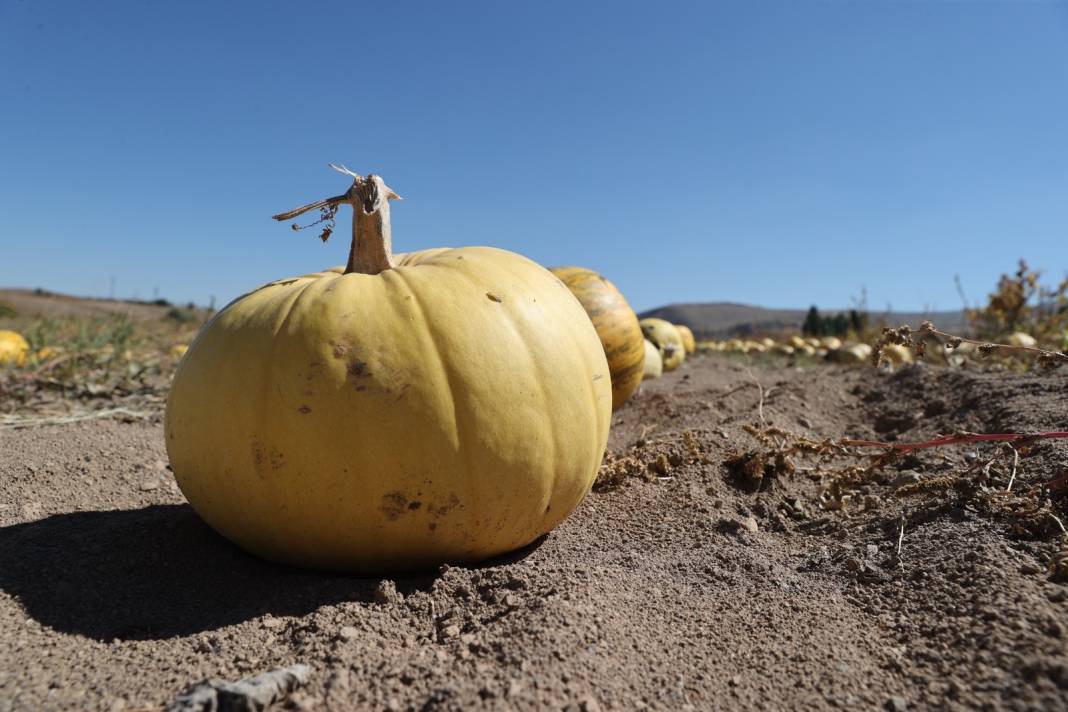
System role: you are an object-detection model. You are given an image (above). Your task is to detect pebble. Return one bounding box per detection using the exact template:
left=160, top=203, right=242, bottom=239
left=337, top=626, right=358, bottom=641
left=886, top=695, right=908, bottom=711
left=580, top=697, right=601, bottom=712
left=742, top=516, right=759, bottom=534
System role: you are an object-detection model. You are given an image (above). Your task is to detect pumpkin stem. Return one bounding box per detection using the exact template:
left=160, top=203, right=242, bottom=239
left=272, top=166, right=402, bottom=276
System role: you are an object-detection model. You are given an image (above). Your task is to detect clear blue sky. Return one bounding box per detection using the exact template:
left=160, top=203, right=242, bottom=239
left=2, top=1, right=1066, bottom=313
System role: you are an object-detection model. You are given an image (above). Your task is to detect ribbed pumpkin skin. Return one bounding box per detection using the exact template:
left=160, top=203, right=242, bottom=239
left=549, top=267, right=644, bottom=410
left=0, top=331, right=28, bottom=367
left=675, top=324, right=696, bottom=354
left=639, top=318, right=685, bottom=371
left=165, top=247, right=612, bottom=573
left=642, top=339, right=663, bottom=379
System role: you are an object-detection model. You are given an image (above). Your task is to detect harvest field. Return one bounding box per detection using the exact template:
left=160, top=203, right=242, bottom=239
left=7, top=2, right=1068, bottom=709
left=1, top=288, right=1067, bottom=710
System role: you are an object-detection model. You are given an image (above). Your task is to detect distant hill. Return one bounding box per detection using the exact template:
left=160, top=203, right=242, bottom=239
left=0, top=288, right=211, bottom=323
left=638, top=302, right=968, bottom=339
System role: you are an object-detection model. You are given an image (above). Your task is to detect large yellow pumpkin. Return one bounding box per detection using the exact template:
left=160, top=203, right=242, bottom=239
left=0, top=330, right=29, bottom=367
left=165, top=168, right=612, bottom=572
left=675, top=324, right=696, bottom=355
left=639, top=318, right=685, bottom=371
left=549, top=266, right=644, bottom=410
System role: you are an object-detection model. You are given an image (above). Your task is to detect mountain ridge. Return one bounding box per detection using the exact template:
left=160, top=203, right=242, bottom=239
left=638, top=302, right=968, bottom=339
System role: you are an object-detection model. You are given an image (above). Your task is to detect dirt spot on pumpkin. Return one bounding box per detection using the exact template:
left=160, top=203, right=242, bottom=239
left=347, top=359, right=371, bottom=379
left=251, top=441, right=285, bottom=476
left=298, top=405, right=311, bottom=414
left=380, top=491, right=409, bottom=520
left=380, top=493, right=448, bottom=520
left=486, top=292, right=502, bottom=303
left=428, top=494, right=461, bottom=518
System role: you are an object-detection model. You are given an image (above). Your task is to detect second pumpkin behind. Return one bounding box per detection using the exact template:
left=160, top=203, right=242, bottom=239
left=550, top=267, right=645, bottom=410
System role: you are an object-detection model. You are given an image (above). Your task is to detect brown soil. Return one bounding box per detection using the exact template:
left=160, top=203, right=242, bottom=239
left=1, top=356, right=1067, bottom=711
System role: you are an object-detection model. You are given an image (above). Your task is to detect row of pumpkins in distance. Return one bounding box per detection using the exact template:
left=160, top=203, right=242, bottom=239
left=549, top=267, right=919, bottom=412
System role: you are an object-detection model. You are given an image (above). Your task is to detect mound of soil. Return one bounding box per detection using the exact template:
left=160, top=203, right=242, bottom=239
left=1, top=356, right=1066, bottom=710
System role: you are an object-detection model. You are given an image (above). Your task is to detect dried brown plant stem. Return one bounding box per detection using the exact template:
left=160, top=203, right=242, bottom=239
left=896, top=515, right=906, bottom=560
left=1050, top=514, right=1068, bottom=536
left=743, top=366, right=766, bottom=425
left=1005, top=445, right=1020, bottom=492
left=272, top=164, right=402, bottom=276
left=837, top=431, right=1068, bottom=453
left=874, top=320, right=1068, bottom=367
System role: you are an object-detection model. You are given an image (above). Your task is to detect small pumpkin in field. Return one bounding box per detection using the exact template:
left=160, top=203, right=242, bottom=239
left=550, top=266, right=644, bottom=410
left=642, top=339, right=663, bottom=379
left=165, top=166, right=612, bottom=573
left=831, top=343, right=872, bottom=364
left=0, top=330, right=29, bottom=367
left=675, top=324, right=696, bottom=355
left=639, top=318, right=685, bottom=371
left=1007, top=332, right=1037, bottom=349
left=881, top=343, right=913, bottom=367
